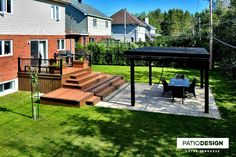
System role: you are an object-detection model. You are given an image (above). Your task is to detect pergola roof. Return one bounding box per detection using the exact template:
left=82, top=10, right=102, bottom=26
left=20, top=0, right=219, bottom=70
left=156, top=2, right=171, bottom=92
left=125, top=47, right=210, bottom=61
left=125, top=47, right=210, bottom=114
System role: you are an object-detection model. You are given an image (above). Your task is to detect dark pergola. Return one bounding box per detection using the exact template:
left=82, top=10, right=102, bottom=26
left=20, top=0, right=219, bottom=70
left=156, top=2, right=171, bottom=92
left=125, top=47, right=210, bottom=113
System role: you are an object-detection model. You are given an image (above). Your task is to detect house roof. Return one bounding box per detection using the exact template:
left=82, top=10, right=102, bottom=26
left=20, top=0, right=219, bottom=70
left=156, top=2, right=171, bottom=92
left=51, top=0, right=70, bottom=4
left=70, top=0, right=111, bottom=20
left=111, top=9, right=146, bottom=27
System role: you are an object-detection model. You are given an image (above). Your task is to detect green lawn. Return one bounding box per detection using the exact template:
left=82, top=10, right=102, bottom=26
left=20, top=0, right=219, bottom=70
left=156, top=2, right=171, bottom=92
left=0, top=65, right=235, bottom=157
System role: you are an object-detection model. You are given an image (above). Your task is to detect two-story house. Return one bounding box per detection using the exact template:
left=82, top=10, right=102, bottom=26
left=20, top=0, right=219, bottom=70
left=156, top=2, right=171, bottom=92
left=111, top=9, right=146, bottom=42
left=0, top=0, right=68, bottom=96
left=65, top=0, right=112, bottom=47
left=143, top=18, right=157, bottom=41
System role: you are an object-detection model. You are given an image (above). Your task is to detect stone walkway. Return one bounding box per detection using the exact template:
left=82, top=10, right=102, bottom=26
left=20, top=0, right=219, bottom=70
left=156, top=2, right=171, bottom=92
left=96, top=83, right=221, bottom=119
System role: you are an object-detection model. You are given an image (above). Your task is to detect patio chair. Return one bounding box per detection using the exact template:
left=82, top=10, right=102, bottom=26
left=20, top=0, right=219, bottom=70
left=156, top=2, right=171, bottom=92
left=175, top=74, right=185, bottom=79
left=186, top=78, right=197, bottom=98
left=161, top=79, right=172, bottom=96
left=172, top=87, right=185, bottom=104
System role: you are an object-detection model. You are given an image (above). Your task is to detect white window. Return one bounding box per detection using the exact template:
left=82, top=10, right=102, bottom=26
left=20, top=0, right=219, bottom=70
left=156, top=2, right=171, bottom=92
left=0, top=40, right=13, bottom=57
left=51, top=5, right=60, bottom=21
left=0, top=0, right=12, bottom=13
left=0, top=81, right=14, bottom=93
left=57, top=39, right=65, bottom=50
left=93, top=19, right=97, bottom=27
left=0, top=84, right=3, bottom=92
left=105, top=21, right=108, bottom=28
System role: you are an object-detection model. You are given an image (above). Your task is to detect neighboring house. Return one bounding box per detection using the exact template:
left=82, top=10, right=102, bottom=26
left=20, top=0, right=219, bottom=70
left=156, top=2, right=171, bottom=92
left=0, top=0, right=68, bottom=96
left=143, top=18, right=157, bottom=41
left=111, top=9, right=146, bottom=42
left=65, top=0, right=112, bottom=47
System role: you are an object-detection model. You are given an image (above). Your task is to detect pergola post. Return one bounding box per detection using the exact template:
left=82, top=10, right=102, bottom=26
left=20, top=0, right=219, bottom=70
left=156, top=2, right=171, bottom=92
left=130, top=59, right=135, bottom=106
left=205, top=61, right=209, bottom=113
left=200, top=63, right=204, bottom=88
left=149, top=61, right=152, bottom=85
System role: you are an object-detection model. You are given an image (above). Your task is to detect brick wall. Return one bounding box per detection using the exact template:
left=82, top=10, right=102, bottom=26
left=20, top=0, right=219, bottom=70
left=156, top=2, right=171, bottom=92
left=0, top=35, right=65, bottom=82
left=74, top=35, right=111, bottom=46
left=65, top=39, right=75, bottom=53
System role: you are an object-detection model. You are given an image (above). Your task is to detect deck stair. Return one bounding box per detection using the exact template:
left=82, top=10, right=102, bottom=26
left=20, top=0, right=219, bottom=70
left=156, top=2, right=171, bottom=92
left=41, top=67, right=126, bottom=106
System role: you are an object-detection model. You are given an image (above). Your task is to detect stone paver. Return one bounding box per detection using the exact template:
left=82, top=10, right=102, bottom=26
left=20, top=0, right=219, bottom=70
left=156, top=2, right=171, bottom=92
left=96, top=83, right=221, bottom=119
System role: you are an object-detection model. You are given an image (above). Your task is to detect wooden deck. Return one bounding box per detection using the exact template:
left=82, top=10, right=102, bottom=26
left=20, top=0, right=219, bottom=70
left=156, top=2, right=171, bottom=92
left=40, top=67, right=126, bottom=106
left=40, top=88, right=95, bottom=107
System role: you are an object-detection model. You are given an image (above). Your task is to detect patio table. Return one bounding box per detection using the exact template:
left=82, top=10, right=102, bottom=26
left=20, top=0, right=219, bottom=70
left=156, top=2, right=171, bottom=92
left=168, top=78, right=190, bottom=87
left=168, top=78, right=190, bottom=104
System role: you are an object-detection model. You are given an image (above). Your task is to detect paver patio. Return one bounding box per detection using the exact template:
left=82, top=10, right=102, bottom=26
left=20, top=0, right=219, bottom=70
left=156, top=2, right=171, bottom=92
left=96, top=83, right=221, bottom=119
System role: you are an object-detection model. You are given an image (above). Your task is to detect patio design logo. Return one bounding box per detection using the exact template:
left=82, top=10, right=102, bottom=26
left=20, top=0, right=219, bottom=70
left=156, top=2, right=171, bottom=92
left=177, top=138, right=229, bottom=149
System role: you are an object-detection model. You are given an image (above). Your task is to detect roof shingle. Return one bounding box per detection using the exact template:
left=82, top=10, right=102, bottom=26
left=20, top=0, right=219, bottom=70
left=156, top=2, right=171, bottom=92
left=70, top=0, right=111, bottom=20
left=111, top=9, right=146, bottom=27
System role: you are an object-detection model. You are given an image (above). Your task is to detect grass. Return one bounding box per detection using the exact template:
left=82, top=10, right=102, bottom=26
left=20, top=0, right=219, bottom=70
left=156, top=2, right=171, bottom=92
left=0, top=65, right=235, bottom=156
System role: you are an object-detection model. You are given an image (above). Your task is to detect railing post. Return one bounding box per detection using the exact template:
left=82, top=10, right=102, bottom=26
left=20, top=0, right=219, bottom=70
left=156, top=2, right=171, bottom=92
left=71, top=56, right=74, bottom=67
left=18, top=57, right=21, bottom=72
left=60, top=59, right=63, bottom=75
left=89, top=54, right=92, bottom=67
left=38, top=57, right=41, bottom=73
left=54, top=53, right=56, bottom=60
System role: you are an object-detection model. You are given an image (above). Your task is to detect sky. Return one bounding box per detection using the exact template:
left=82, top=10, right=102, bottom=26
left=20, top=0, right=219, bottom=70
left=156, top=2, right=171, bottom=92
left=83, top=0, right=210, bottom=16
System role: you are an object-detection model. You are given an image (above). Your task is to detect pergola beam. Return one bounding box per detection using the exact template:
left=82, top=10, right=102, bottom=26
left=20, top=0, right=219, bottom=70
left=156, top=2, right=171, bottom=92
left=205, top=61, right=209, bottom=113
left=130, top=59, right=135, bottom=106
left=149, top=61, right=152, bottom=85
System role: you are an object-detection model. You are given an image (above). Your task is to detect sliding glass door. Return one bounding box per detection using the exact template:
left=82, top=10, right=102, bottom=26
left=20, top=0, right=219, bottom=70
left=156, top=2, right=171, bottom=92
left=30, top=40, right=48, bottom=65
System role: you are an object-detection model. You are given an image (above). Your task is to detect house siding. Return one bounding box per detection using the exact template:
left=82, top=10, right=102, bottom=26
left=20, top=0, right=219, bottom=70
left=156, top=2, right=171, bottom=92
left=0, top=0, right=66, bottom=96
left=111, top=24, right=146, bottom=42
left=0, top=35, right=65, bottom=83
left=87, top=16, right=111, bottom=36
left=65, top=4, right=88, bottom=34
left=0, top=0, right=65, bottom=35
left=136, top=26, right=146, bottom=42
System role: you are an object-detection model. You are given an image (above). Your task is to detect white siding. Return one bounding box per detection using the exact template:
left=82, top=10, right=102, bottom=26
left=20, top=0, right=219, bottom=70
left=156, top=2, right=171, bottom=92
left=136, top=26, right=146, bottom=42
left=112, top=25, right=146, bottom=42
left=87, top=16, right=111, bottom=36
left=0, top=0, right=65, bottom=35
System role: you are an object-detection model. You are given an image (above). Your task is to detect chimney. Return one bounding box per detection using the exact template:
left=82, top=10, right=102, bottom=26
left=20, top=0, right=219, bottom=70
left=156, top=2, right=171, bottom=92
left=145, top=18, right=149, bottom=24
left=78, top=0, right=82, bottom=3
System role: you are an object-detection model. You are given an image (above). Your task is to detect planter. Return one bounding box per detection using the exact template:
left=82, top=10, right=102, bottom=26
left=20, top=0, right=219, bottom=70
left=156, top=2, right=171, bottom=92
left=73, top=60, right=89, bottom=68
left=48, top=65, right=60, bottom=74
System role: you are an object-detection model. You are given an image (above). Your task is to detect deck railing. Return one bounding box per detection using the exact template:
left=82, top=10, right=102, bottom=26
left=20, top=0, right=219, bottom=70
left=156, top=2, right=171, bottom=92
left=18, top=57, right=63, bottom=75
left=18, top=52, right=92, bottom=76
left=54, top=51, right=92, bottom=67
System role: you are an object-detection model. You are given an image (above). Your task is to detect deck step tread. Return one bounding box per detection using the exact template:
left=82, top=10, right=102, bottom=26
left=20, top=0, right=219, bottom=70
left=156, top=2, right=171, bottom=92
left=96, top=86, right=116, bottom=100
left=70, top=71, right=91, bottom=79
left=90, top=76, right=122, bottom=94
left=41, top=88, right=92, bottom=101
left=84, top=76, right=116, bottom=92
left=67, top=72, right=101, bottom=84
left=112, top=79, right=126, bottom=89
left=64, top=67, right=91, bottom=76
left=40, top=88, right=94, bottom=106
left=79, top=74, right=107, bottom=90
left=86, top=96, right=101, bottom=105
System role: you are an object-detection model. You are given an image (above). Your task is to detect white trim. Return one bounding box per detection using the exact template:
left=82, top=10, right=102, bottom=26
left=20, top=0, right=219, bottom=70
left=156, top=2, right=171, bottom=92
left=93, top=18, right=97, bottom=27
left=51, top=5, right=60, bottom=21
left=0, top=78, right=18, bottom=97
left=30, top=39, right=48, bottom=60
left=0, top=40, right=13, bottom=57
left=57, top=39, right=65, bottom=50
left=0, top=0, right=13, bottom=14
